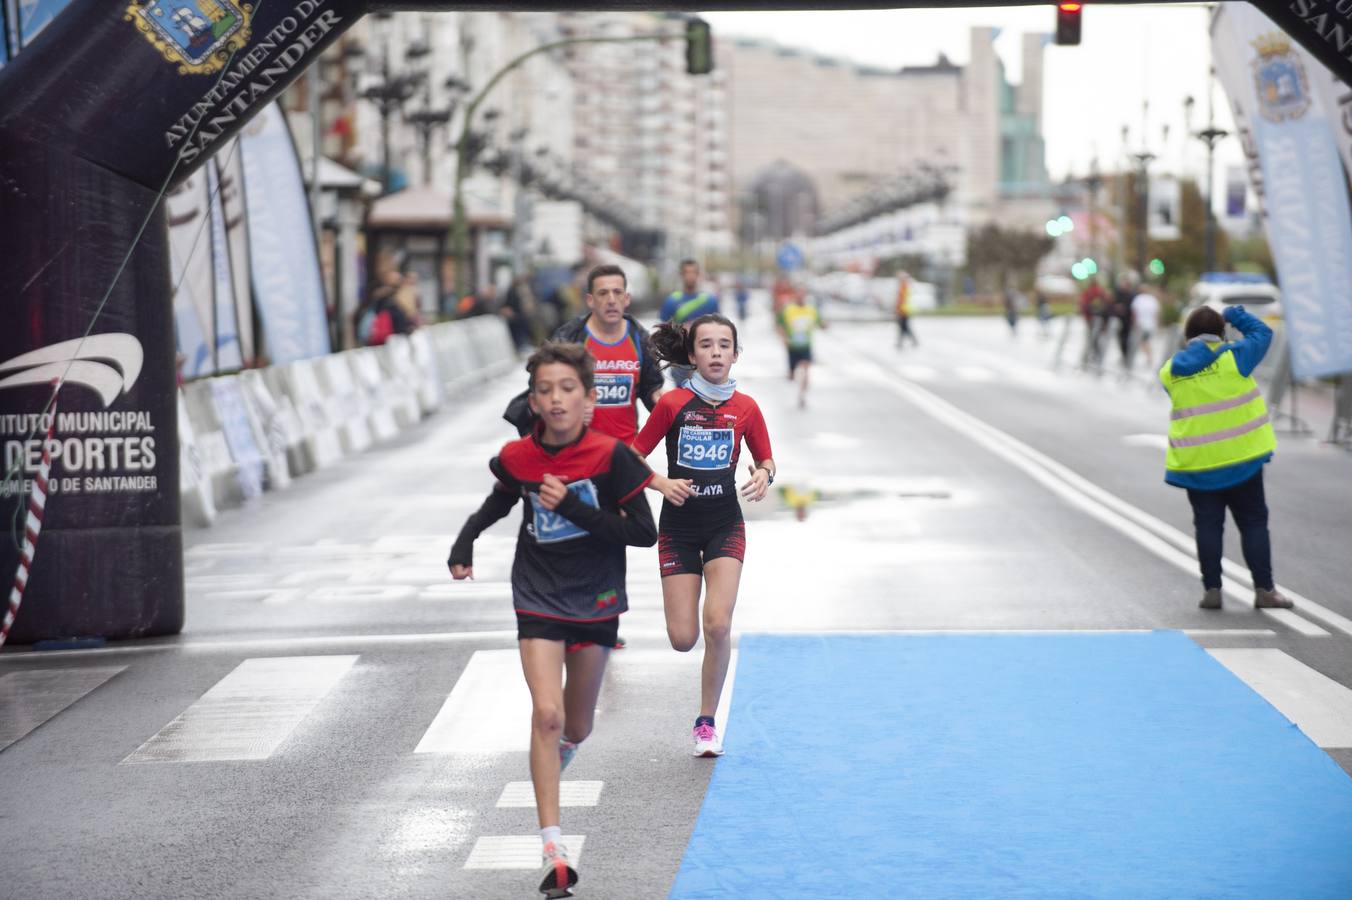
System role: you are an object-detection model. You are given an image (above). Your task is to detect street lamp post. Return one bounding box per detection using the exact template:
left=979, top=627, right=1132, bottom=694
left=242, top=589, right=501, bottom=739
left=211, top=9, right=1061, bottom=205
left=1085, top=158, right=1102, bottom=268
left=360, top=15, right=422, bottom=195
left=1185, top=76, right=1229, bottom=273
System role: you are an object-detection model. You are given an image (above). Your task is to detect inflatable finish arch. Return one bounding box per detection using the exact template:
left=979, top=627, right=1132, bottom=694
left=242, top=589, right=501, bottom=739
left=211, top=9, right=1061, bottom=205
left=0, top=0, right=444, bottom=643
left=2, top=0, right=1350, bottom=644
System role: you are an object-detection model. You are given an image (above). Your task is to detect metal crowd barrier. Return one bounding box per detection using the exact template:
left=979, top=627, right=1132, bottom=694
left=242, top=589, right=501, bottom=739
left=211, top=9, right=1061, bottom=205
left=176, top=317, right=518, bottom=526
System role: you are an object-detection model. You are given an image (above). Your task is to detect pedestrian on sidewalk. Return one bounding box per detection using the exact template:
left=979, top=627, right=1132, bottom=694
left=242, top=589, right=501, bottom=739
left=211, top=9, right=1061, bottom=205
left=449, top=342, right=658, bottom=898
left=634, top=314, right=776, bottom=759
left=1159, top=305, right=1292, bottom=611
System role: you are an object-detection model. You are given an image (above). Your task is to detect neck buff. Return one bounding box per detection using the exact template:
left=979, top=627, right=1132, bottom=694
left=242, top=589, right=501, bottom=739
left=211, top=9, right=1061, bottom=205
left=688, top=370, right=736, bottom=403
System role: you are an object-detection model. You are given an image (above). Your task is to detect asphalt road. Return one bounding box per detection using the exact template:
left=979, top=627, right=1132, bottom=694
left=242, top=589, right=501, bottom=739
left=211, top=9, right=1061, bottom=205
left=1, top=301, right=1348, bottom=899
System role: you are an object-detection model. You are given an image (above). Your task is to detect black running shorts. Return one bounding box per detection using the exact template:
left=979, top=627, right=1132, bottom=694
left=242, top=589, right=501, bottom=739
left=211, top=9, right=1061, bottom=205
left=516, top=613, right=619, bottom=651
left=787, top=346, right=813, bottom=373
left=658, top=519, right=746, bottom=577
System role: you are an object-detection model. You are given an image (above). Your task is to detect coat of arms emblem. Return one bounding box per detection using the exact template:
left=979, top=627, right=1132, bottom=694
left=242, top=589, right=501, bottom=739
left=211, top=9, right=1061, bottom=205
left=125, top=1, right=253, bottom=76
left=1250, top=31, right=1310, bottom=123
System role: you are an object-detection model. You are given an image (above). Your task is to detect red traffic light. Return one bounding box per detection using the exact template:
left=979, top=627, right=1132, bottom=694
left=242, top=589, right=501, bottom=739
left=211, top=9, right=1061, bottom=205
left=1056, top=2, right=1082, bottom=45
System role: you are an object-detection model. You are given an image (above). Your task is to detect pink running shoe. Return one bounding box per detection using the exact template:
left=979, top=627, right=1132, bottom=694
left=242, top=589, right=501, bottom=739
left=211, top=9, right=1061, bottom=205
left=692, top=721, right=723, bottom=758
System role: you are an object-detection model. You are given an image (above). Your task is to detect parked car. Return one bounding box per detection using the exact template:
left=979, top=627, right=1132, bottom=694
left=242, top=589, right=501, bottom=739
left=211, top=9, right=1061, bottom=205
left=1183, top=273, right=1282, bottom=323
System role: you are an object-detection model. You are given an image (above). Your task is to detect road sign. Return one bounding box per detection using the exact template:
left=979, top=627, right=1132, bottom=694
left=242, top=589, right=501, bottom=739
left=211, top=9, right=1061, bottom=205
left=777, top=242, right=804, bottom=271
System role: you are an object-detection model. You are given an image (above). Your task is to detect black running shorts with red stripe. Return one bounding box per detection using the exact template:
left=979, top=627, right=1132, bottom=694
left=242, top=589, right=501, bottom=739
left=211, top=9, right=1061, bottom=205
left=658, top=519, right=746, bottom=576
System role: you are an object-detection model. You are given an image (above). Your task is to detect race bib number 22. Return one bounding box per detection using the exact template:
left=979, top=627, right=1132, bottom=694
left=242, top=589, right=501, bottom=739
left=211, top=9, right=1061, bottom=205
left=531, top=479, right=599, bottom=543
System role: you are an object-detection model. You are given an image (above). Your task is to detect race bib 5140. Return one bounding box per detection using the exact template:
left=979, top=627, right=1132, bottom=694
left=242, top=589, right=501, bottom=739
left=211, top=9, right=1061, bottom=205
left=677, top=426, right=734, bottom=470
left=594, top=373, right=634, bottom=407
left=530, top=478, right=599, bottom=543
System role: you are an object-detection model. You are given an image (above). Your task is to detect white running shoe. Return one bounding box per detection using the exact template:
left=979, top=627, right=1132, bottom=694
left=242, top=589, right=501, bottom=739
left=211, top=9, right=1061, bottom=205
left=539, top=841, right=578, bottom=898
left=692, top=721, right=723, bottom=758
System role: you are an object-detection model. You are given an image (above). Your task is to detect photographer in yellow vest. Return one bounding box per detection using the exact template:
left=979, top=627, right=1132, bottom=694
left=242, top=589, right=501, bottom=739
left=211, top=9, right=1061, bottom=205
left=1159, top=305, right=1291, bottom=611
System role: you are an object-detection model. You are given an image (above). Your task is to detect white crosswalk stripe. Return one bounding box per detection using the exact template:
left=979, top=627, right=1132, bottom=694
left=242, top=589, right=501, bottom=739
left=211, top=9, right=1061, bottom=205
left=464, top=835, right=585, bottom=870
left=497, top=781, right=604, bottom=808
left=123, top=655, right=357, bottom=763
left=1208, top=649, right=1352, bottom=748
left=0, top=667, right=126, bottom=751
left=415, top=649, right=531, bottom=754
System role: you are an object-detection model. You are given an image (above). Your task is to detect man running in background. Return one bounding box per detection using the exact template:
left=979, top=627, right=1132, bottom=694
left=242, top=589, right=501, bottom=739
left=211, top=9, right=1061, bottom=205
left=660, top=259, right=720, bottom=326
left=658, top=259, right=720, bottom=385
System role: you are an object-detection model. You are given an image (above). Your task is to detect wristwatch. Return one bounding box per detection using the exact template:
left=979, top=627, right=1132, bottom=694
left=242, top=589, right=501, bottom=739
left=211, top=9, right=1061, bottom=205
left=757, top=463, right=775, bottom=485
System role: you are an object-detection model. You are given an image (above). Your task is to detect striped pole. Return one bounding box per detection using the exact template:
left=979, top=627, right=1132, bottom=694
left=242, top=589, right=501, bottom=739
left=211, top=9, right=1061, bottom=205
left=2, top=391, right=59, bottom=648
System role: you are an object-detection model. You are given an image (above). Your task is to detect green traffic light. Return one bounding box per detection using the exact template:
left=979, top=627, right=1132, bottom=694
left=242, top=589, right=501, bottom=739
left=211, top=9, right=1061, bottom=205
left=686, top=19, right=713, bottom=75
left=1149, top=258, right=1165, bottom=276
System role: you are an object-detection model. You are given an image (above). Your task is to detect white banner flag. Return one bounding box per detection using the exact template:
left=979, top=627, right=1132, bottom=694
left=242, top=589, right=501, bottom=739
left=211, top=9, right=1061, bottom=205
left=1212, top=5, right=1352, bottom=380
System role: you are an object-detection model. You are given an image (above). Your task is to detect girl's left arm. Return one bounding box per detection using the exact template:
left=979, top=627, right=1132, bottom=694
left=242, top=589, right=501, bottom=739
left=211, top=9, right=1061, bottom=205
left=739, top=401, right=775, bottom=502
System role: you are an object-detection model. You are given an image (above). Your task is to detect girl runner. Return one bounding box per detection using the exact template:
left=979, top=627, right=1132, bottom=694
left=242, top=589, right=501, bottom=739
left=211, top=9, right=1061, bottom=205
left=449, top=342, right=657, bottom=898
left=632, top=314, right=776, bottom=757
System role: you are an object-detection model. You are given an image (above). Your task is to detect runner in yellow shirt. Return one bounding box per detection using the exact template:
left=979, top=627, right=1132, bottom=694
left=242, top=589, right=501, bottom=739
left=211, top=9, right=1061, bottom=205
left=777, top=292, right=825, bottom=408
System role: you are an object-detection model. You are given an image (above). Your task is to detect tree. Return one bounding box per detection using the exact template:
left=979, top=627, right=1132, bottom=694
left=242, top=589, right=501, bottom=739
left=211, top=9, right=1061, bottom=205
left=964, top=224, right=1054, bottom=293
left=1226, top=230, right=1276, bottom=281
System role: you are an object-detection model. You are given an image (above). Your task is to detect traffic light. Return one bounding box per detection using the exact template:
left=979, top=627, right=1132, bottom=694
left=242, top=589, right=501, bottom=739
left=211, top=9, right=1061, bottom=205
left=1056, top=3, right=1082, bottom=46
left=686, top=17, right=713, bottom=75
left=1149, top=258, right=1166, bottom=277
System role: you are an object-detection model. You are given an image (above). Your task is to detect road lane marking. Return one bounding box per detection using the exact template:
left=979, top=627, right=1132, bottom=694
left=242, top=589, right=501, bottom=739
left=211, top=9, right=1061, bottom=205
left=1208, top=649, right=1352, bottom=747
left=859, top=354, right=1337, bottom=638
left=497, top=781, right=603, bottom=808
left=416, top=649, right=530, bottom=753
left=464, top=835, right=585, bottom=869
left=954, top=365, right=996, bottom=382
left=715, top=649, right=738, bottom=744
left=897, top=364, right=939, bottom=381
left=0, top=667, right=126, bottom=751
left=123, top=655, right=357, bottom=762
left=1122, top=433, right=1170, bottom=450
left=1181, top=629, right=1276, bottom=638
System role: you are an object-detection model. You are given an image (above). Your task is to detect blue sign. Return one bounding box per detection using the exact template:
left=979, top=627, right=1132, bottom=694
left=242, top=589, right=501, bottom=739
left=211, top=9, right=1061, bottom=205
left=776, top=242, right=804, bottom=272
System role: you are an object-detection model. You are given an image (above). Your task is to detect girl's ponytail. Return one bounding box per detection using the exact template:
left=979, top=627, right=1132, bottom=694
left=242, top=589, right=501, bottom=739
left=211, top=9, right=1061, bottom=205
left=648, top=321, right=692, bottom=369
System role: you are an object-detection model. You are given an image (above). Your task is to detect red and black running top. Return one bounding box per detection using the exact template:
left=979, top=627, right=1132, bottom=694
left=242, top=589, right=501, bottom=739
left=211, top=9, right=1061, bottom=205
left=632, top=388, right=773, bottom=514
left=449, top=427, right=656, bottom=622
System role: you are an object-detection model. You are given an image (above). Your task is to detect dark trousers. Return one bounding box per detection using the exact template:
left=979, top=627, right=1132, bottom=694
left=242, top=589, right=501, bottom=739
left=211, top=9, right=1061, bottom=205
left=1186, top=471, right=1273, bottom=591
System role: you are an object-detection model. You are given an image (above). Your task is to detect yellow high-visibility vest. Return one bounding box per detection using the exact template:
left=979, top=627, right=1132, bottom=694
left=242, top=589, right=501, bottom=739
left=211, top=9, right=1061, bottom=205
left=1159, top=344, right=1276, bottom=472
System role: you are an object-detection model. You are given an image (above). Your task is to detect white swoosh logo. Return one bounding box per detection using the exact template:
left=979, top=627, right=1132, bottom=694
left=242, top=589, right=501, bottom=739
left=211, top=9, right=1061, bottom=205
left=0, top=334, right=144, bottom=408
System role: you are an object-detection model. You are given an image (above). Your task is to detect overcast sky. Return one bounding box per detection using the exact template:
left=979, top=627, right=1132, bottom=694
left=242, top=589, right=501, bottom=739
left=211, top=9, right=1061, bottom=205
left=704, top=5, right=1245, bottom=188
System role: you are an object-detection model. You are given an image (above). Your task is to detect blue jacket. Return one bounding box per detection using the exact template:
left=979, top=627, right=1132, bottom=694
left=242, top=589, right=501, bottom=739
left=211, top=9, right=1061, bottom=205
left=1162, top=306, right=1274, bottom=491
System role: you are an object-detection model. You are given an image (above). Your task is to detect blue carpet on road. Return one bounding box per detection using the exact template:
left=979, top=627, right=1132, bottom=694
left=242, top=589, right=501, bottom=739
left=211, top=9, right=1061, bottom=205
left=670, top=631, right=1352, bottom=899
